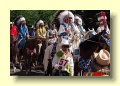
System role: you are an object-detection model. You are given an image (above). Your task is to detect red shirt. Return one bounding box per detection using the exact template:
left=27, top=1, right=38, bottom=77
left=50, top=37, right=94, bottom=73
left=10, top=25, right=18, bottom=37
left=84, top=72, right=103, bottom=76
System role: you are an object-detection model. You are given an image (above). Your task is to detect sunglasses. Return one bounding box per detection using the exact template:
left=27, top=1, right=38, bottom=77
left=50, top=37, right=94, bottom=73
left=68, top=17, right=72, bottom=19
left=62, top=45, right=69, bottom=48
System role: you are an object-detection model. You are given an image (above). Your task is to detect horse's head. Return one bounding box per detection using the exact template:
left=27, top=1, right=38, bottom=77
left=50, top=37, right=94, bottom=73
left=88, top=28, right=97, bottom=38
left=80, top=30, right=110, bottom=60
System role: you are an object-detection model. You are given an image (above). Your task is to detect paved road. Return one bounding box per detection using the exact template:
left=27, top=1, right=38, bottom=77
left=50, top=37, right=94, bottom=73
left=10, top=62, right=45, bottom=76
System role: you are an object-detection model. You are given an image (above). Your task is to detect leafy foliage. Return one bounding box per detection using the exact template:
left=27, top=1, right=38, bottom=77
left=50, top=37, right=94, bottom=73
left=10, top=10, right=57, bottom=28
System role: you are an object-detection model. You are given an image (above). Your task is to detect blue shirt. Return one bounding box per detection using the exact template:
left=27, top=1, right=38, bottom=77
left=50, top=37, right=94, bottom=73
left=17, top=24, right=29, bottom=39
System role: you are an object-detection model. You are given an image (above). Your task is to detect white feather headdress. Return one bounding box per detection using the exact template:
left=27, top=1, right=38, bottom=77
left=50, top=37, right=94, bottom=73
left=74, top=15, right=82, bottom=25
left=17, top=17, right=26, bottom=25
left=36, top=20, right=44, bottom=28
left=58, top=10, right=74, bottom=24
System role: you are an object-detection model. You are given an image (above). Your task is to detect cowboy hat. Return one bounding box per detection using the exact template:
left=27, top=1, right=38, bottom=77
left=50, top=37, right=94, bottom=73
left=91, top=49, right=110, bottom=72
left=59, top=38, right=69, bottom=47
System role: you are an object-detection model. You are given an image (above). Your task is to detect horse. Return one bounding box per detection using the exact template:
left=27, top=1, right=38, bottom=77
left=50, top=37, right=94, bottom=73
left=23, top=38, right=44, bottom=74
left=74, top=31, right=110, bottom=76
left=10, top=35, right=18, bottom=72
left=82, top=28, right=97, bottom=40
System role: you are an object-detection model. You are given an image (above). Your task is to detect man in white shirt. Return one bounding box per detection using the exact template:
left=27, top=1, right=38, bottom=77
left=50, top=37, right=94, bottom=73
left=46, top=22, right=58, bottom=46
left=96, top=21, right=110, bottom=35
left=74, top=15, right=86, bottom=37
left=57, top=10, right=80, bottom=42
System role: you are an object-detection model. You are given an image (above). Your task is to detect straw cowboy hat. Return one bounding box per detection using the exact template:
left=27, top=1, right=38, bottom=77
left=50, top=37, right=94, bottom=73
left=59, top=38, right=70, bottom=47
left=91, top=49, right=110, bottom=72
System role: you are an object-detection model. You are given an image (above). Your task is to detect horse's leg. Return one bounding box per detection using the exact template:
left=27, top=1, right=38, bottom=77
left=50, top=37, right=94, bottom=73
left=80, top=69, right=84, bottom=76
left=14, top=52, right=18, bottom=64
left=18, top=48, right=23, bottom=71
left=41, top=41, right=45, bottom=65
left=28, top=54, right=32, bottom=73
left=47, top=59, right=52, bottom=76
left=14, top=43, right=19, bottom=63
left=25, top=53, right=32, bottom=74
left=46, top=61, right=50, bottom=76
left=12, top=54, right=17, bottom=72
left=39, top=45, right=44, bottom=65
left=36, top=43, right=42, bottom=65
left=31, top=53, right=36, bottom=67
left=25, top=54, right=28, bottom=74
left=74, top=62, right=79, bottom=76
left=29, top=56, right=32, bottom=73
left=11, top=44, right=17, bottom=72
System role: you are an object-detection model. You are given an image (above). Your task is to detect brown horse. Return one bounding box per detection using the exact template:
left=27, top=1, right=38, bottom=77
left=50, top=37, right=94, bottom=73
left=23, top=38, right=44, bottom=74
left=10, top=35, right=18, bottom=72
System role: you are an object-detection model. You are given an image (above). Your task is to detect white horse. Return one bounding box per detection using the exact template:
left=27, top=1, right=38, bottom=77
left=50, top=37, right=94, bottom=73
left=82, top=28, right=97, bottom=40
left=70, top=28, right=97, bottom=62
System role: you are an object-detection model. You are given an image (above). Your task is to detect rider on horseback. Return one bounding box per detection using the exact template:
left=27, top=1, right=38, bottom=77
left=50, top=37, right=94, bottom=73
left=17, top=17, right=29, bottom=50
left=58, top=10, right=80, bottom=42
left=74, top=15, right=86, bottom=38
left=17, top=16, right=29, bottom=70
left=46, top=22, right=57, bottom=46
left=10, top=21, right=18, bottom=72
left=96, top=11, right=110, bottom=35
left=35, top=20, right=46, bottom=65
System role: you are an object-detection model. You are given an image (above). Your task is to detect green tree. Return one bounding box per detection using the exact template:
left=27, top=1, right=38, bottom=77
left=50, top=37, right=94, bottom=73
left=10, top=10, right=57, bottom=28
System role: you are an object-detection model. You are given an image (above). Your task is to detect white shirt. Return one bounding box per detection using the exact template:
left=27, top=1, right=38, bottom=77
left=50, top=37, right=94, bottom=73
left=47, top=29, right=57, bottom=38
left=97, top=25, right=110, bottom=34
left=58, top=23, right=79, bottom=41
left=52, top=50, right=74, bottom=76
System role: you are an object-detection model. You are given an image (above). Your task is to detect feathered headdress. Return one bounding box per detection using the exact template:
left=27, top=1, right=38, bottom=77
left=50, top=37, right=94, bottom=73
left=34, top=19, right=44, bottom=28
left=14, top=15, right=26, bottom=25
left=74, top=15, right=82, bottom=25
left=58, top=10, right=74, bottom=24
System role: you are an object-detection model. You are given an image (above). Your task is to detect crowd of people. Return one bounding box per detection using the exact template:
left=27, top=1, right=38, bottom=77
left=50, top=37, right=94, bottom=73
left=10, top=10, right=110, bottom=76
